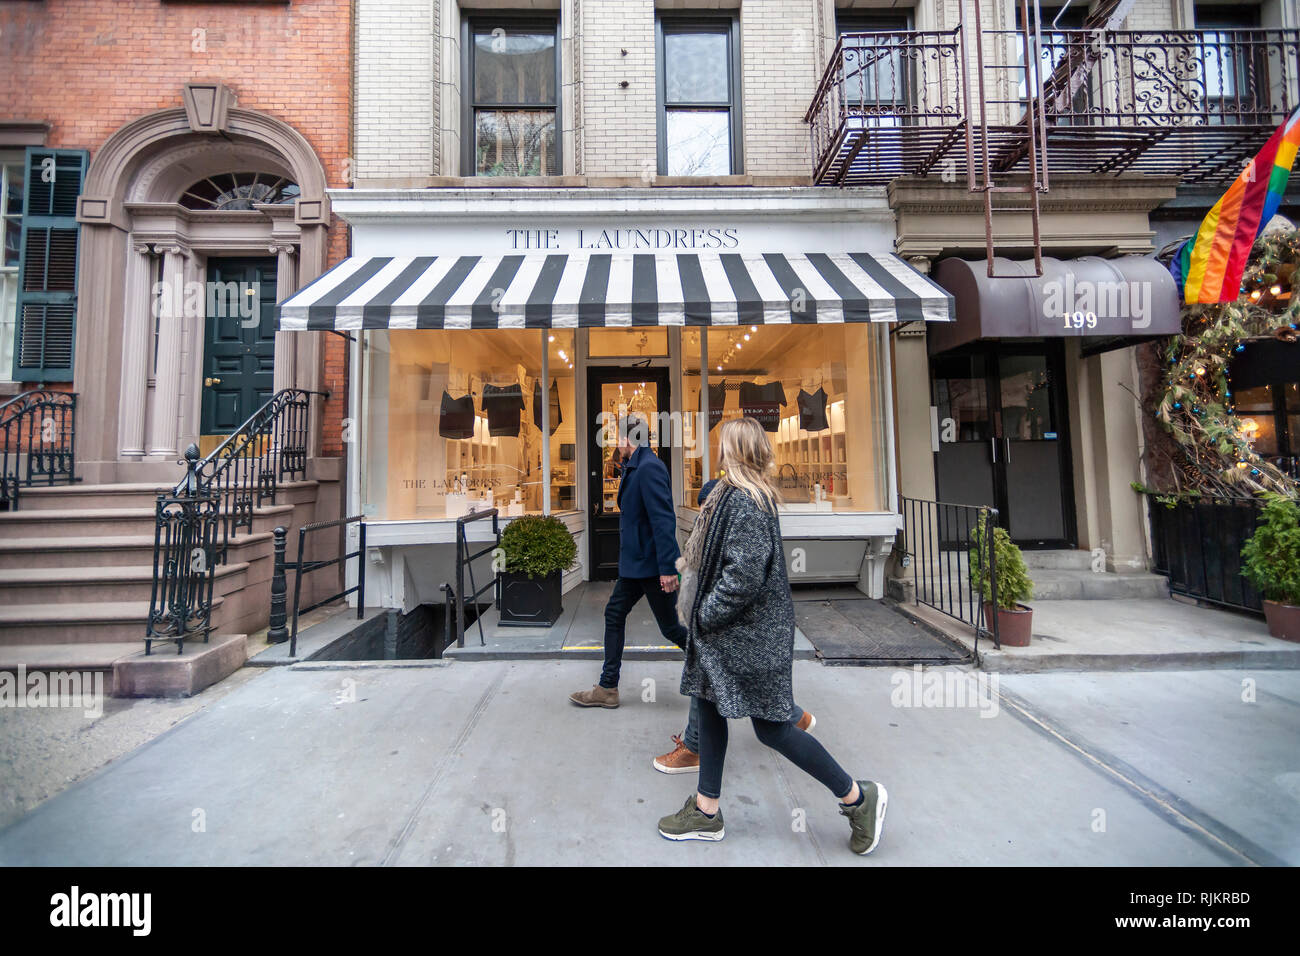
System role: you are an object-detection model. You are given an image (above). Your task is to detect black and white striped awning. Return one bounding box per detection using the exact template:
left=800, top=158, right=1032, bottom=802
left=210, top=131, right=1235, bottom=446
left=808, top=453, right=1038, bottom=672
left=276, top=251, right=954, bottom=330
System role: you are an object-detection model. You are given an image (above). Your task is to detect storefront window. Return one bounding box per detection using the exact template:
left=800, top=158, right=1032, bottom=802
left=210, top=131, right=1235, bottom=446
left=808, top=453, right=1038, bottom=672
left=687, top=324, right=889, bottom=512
left=587, top=327, right=669, bottom=358
left=360, top=329, right=574, bottom=520
left=1236, top=385, right=1280, bottom=456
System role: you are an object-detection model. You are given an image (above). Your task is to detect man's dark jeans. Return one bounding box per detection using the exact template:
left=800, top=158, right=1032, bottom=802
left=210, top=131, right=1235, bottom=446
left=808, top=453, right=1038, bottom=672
left=599, top=576, right=687, bottom=689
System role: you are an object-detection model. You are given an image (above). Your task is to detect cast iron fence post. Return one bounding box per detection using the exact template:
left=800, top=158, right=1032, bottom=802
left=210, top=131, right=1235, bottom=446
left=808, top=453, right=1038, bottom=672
left=268, top=526, right=289, bottom=644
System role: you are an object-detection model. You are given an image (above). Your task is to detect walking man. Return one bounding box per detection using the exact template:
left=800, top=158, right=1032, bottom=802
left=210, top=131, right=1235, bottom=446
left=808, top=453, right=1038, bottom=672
left=570, top=413, right=685, bottom=708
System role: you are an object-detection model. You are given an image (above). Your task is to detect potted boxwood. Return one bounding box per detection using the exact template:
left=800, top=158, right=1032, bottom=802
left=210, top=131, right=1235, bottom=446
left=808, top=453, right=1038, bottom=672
left=497, top=514, right=577, bottom=627
left=1240, top=494, right=1300, bottom=642
left=969, top=511, right=1035, bottom=647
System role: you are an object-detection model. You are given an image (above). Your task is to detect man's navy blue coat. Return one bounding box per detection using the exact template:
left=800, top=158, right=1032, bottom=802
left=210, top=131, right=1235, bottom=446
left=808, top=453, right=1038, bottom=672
left=616, top=444, right=680, bottom=578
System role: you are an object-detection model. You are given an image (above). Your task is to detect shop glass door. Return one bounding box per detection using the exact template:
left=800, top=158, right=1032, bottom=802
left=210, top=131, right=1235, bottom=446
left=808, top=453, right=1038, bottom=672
left=931, top=345, right=1074, bottom=548
left=586, top=367, right=671, bottom=580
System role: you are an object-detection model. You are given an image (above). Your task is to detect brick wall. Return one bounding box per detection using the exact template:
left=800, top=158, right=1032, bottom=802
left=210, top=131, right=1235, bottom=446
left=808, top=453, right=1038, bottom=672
left=355, top=0, right=437, bottom=178
left=0, top=0, right=352, bottom=457
left=740, top=0, right=818, bottom=176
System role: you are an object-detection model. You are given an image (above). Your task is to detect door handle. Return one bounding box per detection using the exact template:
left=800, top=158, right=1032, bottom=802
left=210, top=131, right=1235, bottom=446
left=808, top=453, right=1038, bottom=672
left=205, top=377, right=222, bottom=387
left=990, top=436, right=997, bottom=464
left=1004, top=437, right=1011, bottom=464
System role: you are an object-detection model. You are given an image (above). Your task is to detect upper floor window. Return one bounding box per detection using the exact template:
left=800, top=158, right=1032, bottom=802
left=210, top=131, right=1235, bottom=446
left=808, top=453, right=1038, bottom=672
left=1015, top=3, right=1090, bottom=122
left=657, top=16, right=742, bottom=176
left=2, top=158, right=21, bottom=268
left=1195, top=4, right=1266, bottom=123
left=464, top=17, right=560, bottom=177
left=836, top=12, right=912, bottom=125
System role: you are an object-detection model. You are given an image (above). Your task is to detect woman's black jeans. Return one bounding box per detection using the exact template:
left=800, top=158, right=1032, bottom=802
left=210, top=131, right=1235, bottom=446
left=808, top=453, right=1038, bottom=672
left=694, top=696, right=854, bottom=802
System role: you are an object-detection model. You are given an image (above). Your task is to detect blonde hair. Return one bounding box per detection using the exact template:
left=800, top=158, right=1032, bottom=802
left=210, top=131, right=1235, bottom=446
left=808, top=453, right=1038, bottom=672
left=718, top=417, right=782, bottom=513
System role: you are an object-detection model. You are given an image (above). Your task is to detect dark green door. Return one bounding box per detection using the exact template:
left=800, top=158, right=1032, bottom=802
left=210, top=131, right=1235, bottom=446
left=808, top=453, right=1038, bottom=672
left=201, top=257, right=277, bottom=444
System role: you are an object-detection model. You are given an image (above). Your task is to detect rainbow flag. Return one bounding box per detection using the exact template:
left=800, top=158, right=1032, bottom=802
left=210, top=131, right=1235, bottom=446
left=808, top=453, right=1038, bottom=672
left=1172, top=106, right=1300, bottom=304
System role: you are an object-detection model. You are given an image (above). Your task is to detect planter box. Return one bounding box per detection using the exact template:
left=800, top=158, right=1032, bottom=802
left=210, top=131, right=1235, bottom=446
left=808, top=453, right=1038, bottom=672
left=498, top=570, right=563, bottom=628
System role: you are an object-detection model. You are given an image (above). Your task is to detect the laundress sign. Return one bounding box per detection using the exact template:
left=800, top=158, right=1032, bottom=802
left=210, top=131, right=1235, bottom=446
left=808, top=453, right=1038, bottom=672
left=506, top=227, right=741, bottom=251
left=349, top=207, right=896, bottom=257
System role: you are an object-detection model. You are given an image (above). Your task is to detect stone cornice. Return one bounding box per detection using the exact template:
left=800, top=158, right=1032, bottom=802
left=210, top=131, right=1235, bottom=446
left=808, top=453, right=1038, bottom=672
left=888, top=175, right=1181, bottom=216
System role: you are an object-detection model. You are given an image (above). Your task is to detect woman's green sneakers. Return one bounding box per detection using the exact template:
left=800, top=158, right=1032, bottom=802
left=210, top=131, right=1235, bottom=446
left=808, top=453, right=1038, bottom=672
left=657, top=794, right=725, bottom=842
left=840, top=780, right=888, bottom=855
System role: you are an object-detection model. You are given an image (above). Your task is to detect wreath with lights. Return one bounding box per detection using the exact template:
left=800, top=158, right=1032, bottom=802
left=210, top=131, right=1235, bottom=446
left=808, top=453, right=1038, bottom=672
left=1149, top=224, right=1300, bottom=499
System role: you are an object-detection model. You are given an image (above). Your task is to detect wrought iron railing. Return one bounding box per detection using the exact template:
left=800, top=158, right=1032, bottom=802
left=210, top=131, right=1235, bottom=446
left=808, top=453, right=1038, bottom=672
left=1146, top=494, right=1264, bottom=614
left=263, top=515, right=366, bottom=658
left=0, top=389, right=78, bottom=510
left=806, top=28, right=963, bottom=185
left=145, top=388, right=326, bottom=653
left=898, top=497, right=999, bottom=653
left=145, top=490, right=219, bottom=655
left=808, top=26, right=1300, bottom=186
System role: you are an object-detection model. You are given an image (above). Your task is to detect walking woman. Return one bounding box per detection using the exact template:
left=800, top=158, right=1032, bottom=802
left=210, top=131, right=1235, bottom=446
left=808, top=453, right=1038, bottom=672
left=658, top=416, right=888, bottom=855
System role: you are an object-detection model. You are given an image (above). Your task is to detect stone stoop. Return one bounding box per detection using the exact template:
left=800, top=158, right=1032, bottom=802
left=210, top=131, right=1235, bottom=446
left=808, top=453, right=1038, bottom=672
left=0, top=632, right=246, bottom=698
left=1021, top=550, right=1169, bottom=600
left=886, top=548, right=1169, bottom=603
left=0, top=479, right=331, bottom=695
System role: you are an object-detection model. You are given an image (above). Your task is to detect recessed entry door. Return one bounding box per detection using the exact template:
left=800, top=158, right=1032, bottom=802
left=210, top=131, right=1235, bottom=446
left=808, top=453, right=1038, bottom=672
left=931, top=344, right=1075, bottom=549
left=586, top=366, right=672, bottom=581
left=200, top=257, right=277, bottom=455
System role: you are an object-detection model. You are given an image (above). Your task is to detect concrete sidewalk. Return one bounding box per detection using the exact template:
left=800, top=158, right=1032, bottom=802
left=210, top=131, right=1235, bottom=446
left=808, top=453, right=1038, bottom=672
left=1, top=659, right=1295, bottom=866
left=908, top=596, right=1300, bottom=672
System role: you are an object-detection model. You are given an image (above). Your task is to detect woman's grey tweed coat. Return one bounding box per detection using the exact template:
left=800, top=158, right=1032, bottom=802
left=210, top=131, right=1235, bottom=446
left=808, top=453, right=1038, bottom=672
left=679, top=484, right=796, bottom=721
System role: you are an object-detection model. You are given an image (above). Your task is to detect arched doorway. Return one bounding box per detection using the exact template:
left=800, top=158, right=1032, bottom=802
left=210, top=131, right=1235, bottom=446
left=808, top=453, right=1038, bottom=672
left=72, top=84, right=331, bottom=483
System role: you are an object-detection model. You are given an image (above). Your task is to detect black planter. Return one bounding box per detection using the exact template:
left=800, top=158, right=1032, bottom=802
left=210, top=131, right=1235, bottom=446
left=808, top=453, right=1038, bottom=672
left=498, top=569, right=563, bottom=627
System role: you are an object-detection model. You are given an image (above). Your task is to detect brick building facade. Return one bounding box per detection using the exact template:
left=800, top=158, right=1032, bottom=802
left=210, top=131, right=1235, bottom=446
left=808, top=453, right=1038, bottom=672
left=0, top=0, right=353, bottom=459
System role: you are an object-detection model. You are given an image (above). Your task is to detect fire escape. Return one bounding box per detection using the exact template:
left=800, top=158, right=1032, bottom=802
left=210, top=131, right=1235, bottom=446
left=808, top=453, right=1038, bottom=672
left=805, top=0, right=1300, bottom=269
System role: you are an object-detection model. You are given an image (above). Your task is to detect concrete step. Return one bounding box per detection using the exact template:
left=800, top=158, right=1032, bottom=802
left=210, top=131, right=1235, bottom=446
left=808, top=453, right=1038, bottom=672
left=1029, top=569, right=1169, bottom=601
left=0, top=595, right=224, bottom=645
left=0, top=502, right=295, bottom=538
left=13, top=482, right=173, bottom=511
left=0, top=633, right=247, bottom=698
left=1021, top=549, right=1096, bottom=571
left=0, top=642, right=139, bottom=698
left=0, top=531, right=273, bottom=569
left=0, top=561, right=250, bottom=605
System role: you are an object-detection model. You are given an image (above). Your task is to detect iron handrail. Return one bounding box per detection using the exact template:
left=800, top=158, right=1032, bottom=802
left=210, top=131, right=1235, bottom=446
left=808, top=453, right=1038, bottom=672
left=286, top=515, right=366, bottom=657
left=147, top=388, right=326, bottom=651
left=438, top=508, right=500, bottom=657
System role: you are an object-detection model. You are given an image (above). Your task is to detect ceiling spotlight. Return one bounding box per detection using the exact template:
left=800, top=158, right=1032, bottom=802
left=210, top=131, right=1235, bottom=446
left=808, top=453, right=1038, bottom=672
left=549, top=335, right=555, bottom=342
left=750, top=325, right=757, bottom=332
left=743, top=334, right=751, bottom=341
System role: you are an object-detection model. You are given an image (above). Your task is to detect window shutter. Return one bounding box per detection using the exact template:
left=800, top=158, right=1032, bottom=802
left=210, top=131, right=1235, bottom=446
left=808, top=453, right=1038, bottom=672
left=12, top=148, right=87, bottom=383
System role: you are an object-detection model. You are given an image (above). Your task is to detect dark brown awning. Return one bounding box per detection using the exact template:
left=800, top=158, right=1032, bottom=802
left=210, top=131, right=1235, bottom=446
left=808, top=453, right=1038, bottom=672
left=929, top=256, right=1182, bottom=354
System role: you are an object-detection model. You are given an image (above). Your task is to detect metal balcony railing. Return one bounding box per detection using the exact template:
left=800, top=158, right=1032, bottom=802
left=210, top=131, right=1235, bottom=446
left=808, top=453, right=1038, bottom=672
left=807, top=26, right=1300, bottom=187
